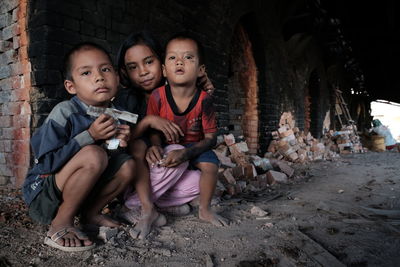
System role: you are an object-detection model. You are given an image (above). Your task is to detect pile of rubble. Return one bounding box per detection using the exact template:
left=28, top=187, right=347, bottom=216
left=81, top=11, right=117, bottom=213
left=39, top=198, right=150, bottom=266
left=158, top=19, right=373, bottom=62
left=213, top=116, right=365, bottom=196
left=267, top=121, right=364, bottom=162
left=213, top=133, right=296, bottom=196
left=325, top=125, right=365, bottom=154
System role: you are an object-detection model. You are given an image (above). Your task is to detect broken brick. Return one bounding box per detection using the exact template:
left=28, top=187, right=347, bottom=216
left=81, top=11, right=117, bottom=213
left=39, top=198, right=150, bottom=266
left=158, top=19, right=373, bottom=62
left=221, top=168, right=237, bottom=184
left=266, top=170, right=288, bottom=184
left=275, top=161, right=294, bottom=177
left=223, top=134, right=235, bottom=146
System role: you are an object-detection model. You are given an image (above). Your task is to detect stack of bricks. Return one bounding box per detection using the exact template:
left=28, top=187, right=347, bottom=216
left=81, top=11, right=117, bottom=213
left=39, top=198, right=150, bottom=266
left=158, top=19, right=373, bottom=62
left=267, top=114, right=340, bottom=163
left=325, top=125, right=365, bottom=154
left=213, top=133, right=294, bottom=197
left=0, top=0, right=31, bottom=186
left=265, top=125, right=338, bottom=163
left=266, top=114, right=365, bottom=162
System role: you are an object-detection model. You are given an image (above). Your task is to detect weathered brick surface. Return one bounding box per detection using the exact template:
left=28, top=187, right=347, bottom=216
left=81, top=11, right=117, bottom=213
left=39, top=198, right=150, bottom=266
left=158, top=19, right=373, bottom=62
left=0, top=0, right=31, bottom=187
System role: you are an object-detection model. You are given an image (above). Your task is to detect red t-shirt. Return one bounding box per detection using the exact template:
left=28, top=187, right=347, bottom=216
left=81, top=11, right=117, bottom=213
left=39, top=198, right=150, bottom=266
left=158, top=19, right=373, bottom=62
left=147, top=85, right=217, bottom=144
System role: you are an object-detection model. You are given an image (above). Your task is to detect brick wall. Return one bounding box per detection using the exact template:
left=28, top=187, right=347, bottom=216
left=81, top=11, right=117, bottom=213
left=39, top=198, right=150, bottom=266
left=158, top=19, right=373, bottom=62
left=228, top=23, right=259, bottom=154
left=0, top=0, right=31, bottom=187
left=0, top=0, right=339, bottom=187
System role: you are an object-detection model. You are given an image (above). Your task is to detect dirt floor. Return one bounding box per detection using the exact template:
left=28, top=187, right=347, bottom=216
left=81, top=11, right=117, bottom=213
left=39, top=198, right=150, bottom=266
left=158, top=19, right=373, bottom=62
left=1, top=151, right=400, bottom=267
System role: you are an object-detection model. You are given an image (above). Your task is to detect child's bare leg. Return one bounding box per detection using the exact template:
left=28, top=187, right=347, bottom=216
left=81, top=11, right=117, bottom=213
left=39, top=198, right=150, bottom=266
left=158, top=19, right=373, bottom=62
left=49, top=145, right=108, bottom=247
left=196, top=162, right=229, bottom=226
left=83, top=158, right=135, bottom=227
left=129, top=140, right=160, bottom=239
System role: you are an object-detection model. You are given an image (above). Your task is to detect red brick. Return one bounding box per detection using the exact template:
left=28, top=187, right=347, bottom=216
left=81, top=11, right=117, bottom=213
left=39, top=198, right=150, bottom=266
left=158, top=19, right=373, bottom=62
left=266, top=170, right=288, bottom=184
left=0, top=116, right=13, bottom=127
left=2, top=102, right=21, bottom=115
left=19, top=31, right=28, bottom=46
left=0, top=141, right=12, bottom=152
left=0, top=153, right=5, bottom=164
left=12, top=7, right=19, bottom=22
left=12, top=140, right=29, bottom=153
left=14, top=166, right=28, bottom=187
left=220, top=168, right=237, bottom=185
left=0, top=163, right=13, bottom=176
left=276, top=161, right=294, bottom=177
left=11, top=75, right=23, bottom=88
left=12, top=114, right=30, bottom=128
left=22, top=73, right=31, bottom=87
left=244, top=164, right=256, bottom=180
left=0, top=77, right=13, bottom=90
left=5, top=151, right=29, bottom=166
left=11, top=88, right=29, bottom=101
left=0, top=40, right=13, bottom=52
left=2, top=23, right=20, bottom=40
left=13, top=36, right=20, bottom=49
left=231, top=166, right=245, bottom=179
left=2, top=127, right=30, bottom=140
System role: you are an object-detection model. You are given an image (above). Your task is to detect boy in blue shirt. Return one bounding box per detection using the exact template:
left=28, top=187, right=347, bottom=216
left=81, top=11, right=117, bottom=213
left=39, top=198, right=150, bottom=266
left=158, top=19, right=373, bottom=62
left=23, top=42, right=135, bottom=251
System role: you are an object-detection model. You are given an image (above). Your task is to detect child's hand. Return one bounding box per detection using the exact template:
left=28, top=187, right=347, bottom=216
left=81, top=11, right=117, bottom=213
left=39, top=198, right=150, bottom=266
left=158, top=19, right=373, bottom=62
left=88, top=114, right=117, bottom=141
left=115, top=124, right=130, bottom=147
left=161, top=149, right=187, bottom=168
left=148, top=116, right=184, bottom=143
left=146, top=145, right=164, bottom=166
left=197, top=71, right=215, bottom=95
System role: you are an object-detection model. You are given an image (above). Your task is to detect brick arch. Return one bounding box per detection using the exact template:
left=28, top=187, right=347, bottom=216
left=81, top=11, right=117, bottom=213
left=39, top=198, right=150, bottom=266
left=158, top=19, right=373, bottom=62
left=227, top=22, right=259, bottom=154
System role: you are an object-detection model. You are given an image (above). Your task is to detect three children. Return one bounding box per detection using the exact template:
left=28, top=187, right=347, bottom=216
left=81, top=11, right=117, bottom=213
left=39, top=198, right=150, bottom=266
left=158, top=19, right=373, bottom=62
left=23, top=33, right=228, bottom=252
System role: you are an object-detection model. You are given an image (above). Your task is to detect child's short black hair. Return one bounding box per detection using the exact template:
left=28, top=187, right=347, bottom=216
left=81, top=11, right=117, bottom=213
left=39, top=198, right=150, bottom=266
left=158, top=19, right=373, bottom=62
left=117, top=31, right=163, bottom=88
left=164, top=32, right=205, bottom=65
left=63, top=42, right=113, bottom=81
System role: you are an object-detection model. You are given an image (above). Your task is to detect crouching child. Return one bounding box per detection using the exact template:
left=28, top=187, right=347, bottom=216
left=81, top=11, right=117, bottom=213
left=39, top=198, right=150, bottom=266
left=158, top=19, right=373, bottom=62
left=22, top=42, right=135, bottom=251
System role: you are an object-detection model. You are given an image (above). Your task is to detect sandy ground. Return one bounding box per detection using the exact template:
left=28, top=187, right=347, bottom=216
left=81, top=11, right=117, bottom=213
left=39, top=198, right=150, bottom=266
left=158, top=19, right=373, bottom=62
left=1, top=151, right=400, bottom=267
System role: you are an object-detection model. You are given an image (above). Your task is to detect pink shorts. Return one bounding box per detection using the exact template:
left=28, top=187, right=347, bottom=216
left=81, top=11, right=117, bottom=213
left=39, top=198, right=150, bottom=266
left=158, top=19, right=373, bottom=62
left=125, top=144, right=201, bottom=208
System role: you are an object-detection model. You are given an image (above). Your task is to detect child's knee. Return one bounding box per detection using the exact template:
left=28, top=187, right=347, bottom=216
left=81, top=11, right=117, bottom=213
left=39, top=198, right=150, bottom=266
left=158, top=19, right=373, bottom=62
left=131, top=139, right=147, bottom=159
left=117, top=159, right=136, bottom=183
left=81, top=145, right=108, bottom=171
left=197, top=162, right=218, bottom=175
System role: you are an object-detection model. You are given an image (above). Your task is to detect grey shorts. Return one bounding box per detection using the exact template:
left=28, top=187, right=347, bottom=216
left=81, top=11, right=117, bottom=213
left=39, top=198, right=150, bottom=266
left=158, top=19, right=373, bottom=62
left=28, top=152, right=132, bottom=224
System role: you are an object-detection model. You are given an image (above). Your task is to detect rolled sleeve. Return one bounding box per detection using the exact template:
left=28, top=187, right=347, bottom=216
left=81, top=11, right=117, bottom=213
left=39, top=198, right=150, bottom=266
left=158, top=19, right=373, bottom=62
left=74, top=130, right=95, bottom=147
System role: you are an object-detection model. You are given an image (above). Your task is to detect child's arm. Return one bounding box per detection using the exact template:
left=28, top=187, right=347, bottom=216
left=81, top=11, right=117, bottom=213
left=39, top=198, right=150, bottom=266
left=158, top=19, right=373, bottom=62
left=161, top=92, right=217, bottom=167
left=145, top=131, right=164, bottom=166
left=32, top=109, right=116, bottom=174
left=197, top=71, right=215, bottom=95
left=131, top=115, right=183, bottom=143
left=161, top=132, right=217, bottom=168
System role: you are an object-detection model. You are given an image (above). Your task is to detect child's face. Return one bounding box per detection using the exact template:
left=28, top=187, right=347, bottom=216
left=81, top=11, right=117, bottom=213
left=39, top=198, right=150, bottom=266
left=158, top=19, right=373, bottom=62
left=64, top=48, right=119, bottom=107
left=124, top=44, right=162, bottom=92
left=163, top=38, right=205, bottom=87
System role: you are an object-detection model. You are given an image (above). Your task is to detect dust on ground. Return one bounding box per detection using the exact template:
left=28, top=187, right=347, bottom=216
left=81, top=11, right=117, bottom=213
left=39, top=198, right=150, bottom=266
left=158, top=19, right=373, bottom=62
left=1, top=151, right=399, bottom=267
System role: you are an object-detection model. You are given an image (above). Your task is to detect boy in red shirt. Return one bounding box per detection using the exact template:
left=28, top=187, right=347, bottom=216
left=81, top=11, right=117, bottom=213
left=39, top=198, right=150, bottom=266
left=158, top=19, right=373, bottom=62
left=146, top=33, right=228, bottom=226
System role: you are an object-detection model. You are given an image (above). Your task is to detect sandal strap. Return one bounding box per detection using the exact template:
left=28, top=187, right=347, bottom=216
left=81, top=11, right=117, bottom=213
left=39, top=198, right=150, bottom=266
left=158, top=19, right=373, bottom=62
left=48, top=227, right=89, bottom=243
left=49, top=228, right=69, bottom=243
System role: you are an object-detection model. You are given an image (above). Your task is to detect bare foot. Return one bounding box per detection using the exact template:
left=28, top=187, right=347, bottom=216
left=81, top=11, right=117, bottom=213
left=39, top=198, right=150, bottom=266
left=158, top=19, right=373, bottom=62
left=84, top=214, right=121, bottom=228
left=129, top=208, right=165, bottom=239
left=47, top=225, right=93, bottom=248
left=119, top=206, right=141, bottom=225
left=199, top=208, right=229, bottom=226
